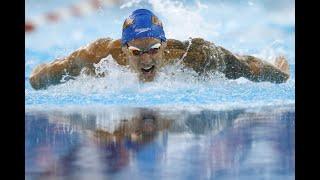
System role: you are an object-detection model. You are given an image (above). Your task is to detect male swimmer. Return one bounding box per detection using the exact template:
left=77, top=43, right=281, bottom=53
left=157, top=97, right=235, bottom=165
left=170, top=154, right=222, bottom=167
left=29, top=9, right=290, bottom=90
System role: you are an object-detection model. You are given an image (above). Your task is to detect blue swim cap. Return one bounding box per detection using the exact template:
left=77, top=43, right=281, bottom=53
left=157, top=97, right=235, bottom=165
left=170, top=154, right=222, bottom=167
left=121, top=9, right=166, bottom=46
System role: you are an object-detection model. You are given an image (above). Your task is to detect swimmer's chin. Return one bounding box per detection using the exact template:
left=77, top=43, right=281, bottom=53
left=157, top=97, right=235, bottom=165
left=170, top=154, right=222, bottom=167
left=138, top=67, right=158, bottom=82
left=139, top=74, right=156, bottom=82
left=138, top=71, right=157, bottom=82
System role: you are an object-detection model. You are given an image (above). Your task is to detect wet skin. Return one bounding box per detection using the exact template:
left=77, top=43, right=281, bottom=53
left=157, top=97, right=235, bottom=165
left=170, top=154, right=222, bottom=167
left=29, top=36, right=290, bottom=90
left=122, top=37, right=167, bottom=82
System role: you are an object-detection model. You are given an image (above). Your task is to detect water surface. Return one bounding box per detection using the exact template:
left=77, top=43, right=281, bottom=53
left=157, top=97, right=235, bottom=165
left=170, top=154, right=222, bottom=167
left=25, top=0, right=295, bottom=107
left=26, top=105, right=295, bottom=180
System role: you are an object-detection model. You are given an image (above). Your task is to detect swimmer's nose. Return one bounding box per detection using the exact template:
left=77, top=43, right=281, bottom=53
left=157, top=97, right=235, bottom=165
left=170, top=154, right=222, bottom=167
left=139, top=53, right=153, bottom=65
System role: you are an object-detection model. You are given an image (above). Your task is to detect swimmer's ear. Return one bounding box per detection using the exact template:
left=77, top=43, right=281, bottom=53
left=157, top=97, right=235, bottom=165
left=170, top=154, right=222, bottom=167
left=121, top=45, right=130, bottom=55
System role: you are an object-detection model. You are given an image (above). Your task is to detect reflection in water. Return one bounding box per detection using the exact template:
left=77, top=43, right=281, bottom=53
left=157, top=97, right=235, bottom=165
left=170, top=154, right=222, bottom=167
left=25, top=106, right=294, bottom=180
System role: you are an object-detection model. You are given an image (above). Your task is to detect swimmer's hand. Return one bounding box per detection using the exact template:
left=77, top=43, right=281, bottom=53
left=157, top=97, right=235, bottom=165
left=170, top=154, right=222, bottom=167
left=274, top=55, right=290, bottom=76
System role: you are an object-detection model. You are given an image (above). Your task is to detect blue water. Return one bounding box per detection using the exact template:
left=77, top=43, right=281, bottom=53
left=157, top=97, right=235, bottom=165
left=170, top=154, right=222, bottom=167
left=25, top=105, right=295, bottom=180
left=25, top=1, right=295, bottom=179
left=25, top=0, right=295, bottom=108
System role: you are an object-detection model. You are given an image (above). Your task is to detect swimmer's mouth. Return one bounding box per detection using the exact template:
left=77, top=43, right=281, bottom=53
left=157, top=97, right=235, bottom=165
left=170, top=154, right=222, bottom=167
left=141, top=65, right=155, bottom=73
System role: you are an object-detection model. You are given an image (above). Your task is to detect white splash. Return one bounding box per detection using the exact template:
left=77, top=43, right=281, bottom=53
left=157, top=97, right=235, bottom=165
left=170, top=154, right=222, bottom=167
left=26, top=0, right=295, bottom=108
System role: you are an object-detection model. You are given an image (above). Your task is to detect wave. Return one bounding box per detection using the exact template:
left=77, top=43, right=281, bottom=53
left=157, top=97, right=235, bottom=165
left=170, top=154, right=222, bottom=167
left=25, top=0, right=295, bottom=108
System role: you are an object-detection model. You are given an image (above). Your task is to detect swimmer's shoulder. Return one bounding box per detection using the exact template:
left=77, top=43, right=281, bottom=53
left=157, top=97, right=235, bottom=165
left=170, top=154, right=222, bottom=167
left=163, top=39, right=188, bottom=63
left=86, top=38, right=128, bottom=66
left=164, top=38, right=216, bottom=59
left=107, top=39, right=128, bottom=66
left=165, top=38, right=226, bottom=73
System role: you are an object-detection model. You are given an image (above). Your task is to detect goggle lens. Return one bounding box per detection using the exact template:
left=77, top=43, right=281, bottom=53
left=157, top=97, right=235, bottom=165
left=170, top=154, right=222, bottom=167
left=131, top=49, right=142, bottom=56
left=128, top=43, right=161, bottom=56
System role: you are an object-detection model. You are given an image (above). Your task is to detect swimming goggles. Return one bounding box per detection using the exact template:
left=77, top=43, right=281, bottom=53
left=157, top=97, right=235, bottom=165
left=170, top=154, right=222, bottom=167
left=127, top=43, right=161, bottom=56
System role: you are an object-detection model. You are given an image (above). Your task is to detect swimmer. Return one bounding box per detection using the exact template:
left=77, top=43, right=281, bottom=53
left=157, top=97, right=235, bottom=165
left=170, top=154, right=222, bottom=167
left=29, top=9, right=290, bottom=90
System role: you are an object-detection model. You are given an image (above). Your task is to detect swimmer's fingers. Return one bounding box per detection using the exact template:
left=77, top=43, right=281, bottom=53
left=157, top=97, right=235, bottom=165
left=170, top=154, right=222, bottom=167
left=274, top=55, right=290, bottom=76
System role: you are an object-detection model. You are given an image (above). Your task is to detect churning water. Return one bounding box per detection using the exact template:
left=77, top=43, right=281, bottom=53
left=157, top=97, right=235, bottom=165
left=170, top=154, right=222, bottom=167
left=25, top=0, right=295, bottom=108
left=25, top=0, right=295, bottom=179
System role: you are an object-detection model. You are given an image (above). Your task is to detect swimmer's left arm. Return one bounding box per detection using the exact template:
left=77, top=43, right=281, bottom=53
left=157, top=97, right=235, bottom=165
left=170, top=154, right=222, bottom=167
left=182, top=38, right=289, bottom=83
left=219, top=46, right=290, bottom=83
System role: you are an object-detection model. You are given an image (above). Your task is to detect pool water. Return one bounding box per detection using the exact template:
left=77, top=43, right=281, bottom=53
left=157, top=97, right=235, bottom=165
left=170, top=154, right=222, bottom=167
left=25, top=0, right=295, bottom=179
left=25, top=0, right=295, bottom=107
left=25, top=105, right=295, bottom=180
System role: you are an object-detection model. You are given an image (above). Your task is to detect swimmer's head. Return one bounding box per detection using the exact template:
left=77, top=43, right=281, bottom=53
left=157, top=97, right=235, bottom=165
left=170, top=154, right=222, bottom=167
left=121, top=9, right=167, bottom=82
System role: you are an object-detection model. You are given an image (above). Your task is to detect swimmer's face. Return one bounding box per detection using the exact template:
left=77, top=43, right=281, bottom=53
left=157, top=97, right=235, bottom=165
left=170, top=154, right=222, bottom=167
left=122, top=38, right=167, bottom=82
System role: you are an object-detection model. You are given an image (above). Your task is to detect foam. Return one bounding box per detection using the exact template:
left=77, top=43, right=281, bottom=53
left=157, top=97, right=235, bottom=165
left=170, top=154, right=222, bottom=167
left=25, top=0, right=295, bottom=108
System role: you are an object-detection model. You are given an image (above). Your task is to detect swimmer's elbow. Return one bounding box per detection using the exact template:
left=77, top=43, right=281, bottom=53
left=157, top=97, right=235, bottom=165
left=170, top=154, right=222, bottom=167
left=29, top=75, right=41, bottom=90
left=276, top=72, right=290, bottom=83
left=260, top=71, right=290, bottom=84
left=29, top=64, right=49, bottom=90
left=29, top=74, right=46, bottom=90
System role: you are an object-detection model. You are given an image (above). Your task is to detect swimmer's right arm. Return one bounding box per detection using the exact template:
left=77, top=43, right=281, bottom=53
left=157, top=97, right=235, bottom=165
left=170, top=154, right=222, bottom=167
left=29, top=38, right=113, bottom=90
